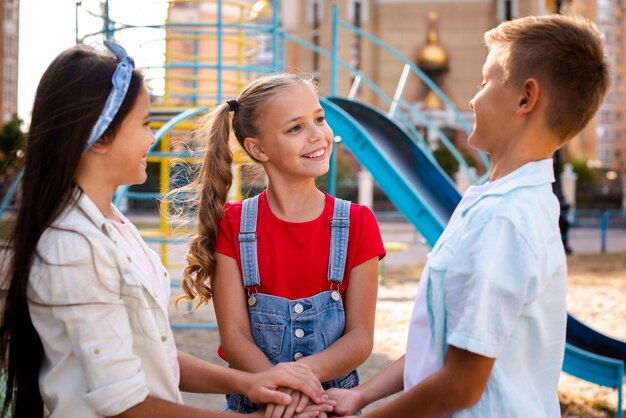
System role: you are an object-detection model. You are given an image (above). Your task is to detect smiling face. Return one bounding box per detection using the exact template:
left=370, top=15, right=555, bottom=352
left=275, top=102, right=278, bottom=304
left=245, top=84, right=334, bottom=183
left=468, top=47, right=521, bottom=156
left=103, top=86, right=155, bottom=186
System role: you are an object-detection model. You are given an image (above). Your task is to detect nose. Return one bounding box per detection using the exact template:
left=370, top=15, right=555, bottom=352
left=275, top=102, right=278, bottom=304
left=309, top=124, right=325, bottom=142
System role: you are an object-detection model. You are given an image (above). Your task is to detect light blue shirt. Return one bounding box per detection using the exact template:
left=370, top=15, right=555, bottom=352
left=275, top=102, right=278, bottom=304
left=404, top=159, right=567, bottom=417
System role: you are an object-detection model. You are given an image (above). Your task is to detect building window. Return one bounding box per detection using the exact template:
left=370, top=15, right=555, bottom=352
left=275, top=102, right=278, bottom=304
left=497, top=0, right=518, bottom=21
left=347, top=0, right=369, bottom=24
left=306, top=0, right=323, bottom=25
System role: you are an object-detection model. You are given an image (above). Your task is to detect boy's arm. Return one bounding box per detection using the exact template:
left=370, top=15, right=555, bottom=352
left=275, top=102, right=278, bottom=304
left=298, top=257, right=379, bottom=382
left=327, top=355, right=405, bottom=415
left=363, top=346, right=494, bottom=418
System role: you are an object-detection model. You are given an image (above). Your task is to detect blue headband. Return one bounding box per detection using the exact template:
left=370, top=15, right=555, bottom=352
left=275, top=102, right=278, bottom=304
left=83, top=40, right=136, bottom=153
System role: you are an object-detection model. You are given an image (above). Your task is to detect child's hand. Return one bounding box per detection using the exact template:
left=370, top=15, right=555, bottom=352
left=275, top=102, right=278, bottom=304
left=264, top=389, right=335, bottom=418
left=244, top=363, right=325, bottom=406
left=324, top=388, right=364, bottom=417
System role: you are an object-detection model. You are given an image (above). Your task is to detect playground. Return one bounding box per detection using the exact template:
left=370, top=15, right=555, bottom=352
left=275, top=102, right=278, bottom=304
left=2, top=0, right=626, bottom=416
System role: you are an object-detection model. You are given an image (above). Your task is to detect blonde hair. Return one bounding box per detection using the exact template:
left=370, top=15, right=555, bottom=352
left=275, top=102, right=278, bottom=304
left=484, top=14, right=611, bottom=141
left=179, top=73, right=317, bottom=306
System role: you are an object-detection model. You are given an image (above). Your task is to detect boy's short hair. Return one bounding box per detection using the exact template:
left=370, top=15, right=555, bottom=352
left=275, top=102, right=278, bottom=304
left=485, top=14, right=611, bottom=141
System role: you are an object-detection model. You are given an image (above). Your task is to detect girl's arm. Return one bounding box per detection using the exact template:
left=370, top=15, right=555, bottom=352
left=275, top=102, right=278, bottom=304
left=298, top=256, right=379, bottom=382
left=177, top=351, right=324, bottom=404
left=212, top=253, right=274, bottom=373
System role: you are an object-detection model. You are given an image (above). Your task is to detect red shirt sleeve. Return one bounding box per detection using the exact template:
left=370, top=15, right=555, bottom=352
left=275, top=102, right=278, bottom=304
left=345, top=203, right=386, bottom=274
left=214, top=202, right=242, bottom=260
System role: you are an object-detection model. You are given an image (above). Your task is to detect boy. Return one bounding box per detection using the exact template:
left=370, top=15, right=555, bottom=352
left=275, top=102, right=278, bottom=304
left=327, top=14, right=610, bottom=418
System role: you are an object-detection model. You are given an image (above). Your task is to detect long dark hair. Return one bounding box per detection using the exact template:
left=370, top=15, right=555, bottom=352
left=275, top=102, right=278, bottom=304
left=0, top=45, right=143, bottom=418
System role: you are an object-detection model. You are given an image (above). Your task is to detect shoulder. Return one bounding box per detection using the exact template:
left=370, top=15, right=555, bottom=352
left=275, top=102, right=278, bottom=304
left=222, top=201, right=243, bottom=222
left=349, top=202, right=377, bottom=223
left=464, top=185, right=559, bottom=255
left=323, top=192, right=376, bottom=222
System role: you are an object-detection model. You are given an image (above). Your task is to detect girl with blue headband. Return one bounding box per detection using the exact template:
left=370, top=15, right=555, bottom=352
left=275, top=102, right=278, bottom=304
left=0, top=43, right=329, bottom=418
left=177, top=73, right=386, bottom=417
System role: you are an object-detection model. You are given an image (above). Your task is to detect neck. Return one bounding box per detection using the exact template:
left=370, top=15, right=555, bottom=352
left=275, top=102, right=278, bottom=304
left=265, top=179, right=325, bottom=222
left=74, top=163, right=118, bottom=221
left=488, top=131, right=558, bottom=182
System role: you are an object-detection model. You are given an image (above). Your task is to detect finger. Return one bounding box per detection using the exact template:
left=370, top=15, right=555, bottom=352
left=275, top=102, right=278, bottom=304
left=265, top=403, right=275, bottom=418
left=295, top=394, right=310, bottom=413
left=283, top=391, right=302, bottom=418
left=271, top=388, right=291, bottom=418
left=294, top=411, right=320, bottom=418
left=260, top=388, right=292, bottom=407
left=332, top=406, right=349, bottom=417
left=274, top=373, right=323, bottom=404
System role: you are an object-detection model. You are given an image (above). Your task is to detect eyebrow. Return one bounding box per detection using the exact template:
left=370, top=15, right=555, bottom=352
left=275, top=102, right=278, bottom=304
left=280, top=108, right=324, bottom=127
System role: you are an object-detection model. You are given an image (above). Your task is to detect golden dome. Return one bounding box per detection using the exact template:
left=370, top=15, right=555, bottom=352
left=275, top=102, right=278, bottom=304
left=423, top=90, right=443, bottom=110
left=416, top=12, right=449, bottom=72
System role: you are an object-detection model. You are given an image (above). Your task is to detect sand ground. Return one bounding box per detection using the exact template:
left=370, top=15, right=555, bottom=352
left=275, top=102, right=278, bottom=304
left=170, top=252, right=626, bottom=416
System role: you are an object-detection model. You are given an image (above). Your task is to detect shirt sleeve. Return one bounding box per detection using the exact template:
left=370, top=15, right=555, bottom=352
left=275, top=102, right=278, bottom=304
left=30, top=231, right=149, bottom=416
left=349, top=204, right=386, bottom=268
left=214, top=202, right=239, bottom=259
left=443, top=216, right=539, bottom=358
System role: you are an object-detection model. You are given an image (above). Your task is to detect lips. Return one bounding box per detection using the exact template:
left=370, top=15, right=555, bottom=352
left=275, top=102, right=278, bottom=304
left=302, top=148, right=326, bottom=159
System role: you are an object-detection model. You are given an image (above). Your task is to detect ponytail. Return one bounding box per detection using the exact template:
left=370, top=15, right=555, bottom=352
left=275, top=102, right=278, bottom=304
left=179, top=104, right=233, bottom=306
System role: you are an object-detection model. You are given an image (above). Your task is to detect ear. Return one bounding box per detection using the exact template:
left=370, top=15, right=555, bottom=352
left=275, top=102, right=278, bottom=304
left=87, top=139, right=110, bottom=155
left=516, top=78, right=540, bottom=116
left=243, top=137, right=269, bottom=162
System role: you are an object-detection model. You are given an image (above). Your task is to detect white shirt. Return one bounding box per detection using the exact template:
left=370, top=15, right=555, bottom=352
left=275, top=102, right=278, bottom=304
left=404, top=159, right=567, bottom=418
left=28, top=191, right=183, bottom=418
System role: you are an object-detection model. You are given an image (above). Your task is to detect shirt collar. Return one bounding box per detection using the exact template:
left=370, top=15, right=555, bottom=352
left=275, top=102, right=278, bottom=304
left=73, top=188, right=126, bottom=237
left=469, top=159, right=554, bottom=196
left=460, top=159, right=555, bottom=214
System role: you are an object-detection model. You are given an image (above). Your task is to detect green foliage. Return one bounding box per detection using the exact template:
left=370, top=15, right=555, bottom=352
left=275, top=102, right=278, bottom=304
left=432, top=145, right=478, bottom=178
left=0, top=114, right=25, bottom=176
left=566, top=154, right=597, bottom=184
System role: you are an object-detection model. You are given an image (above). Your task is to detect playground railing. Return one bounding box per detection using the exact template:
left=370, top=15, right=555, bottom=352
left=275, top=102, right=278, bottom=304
left=568, top=209, right=626, bottom=253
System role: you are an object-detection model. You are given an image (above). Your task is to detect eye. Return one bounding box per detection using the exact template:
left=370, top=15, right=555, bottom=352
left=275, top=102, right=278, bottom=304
left=477, top=82, right=486, bottom=91
left=287, top=124, right=302, bottom=133
left=315, top=116, right=326, bottom=124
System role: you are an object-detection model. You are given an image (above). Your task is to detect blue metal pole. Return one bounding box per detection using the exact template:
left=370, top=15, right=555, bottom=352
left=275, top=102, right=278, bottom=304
left=272, top=0, right=279, bottom=71
left=0, top=169, right=23, bottom=220
left=193, top=36, right=199, bottom=106
left=600, top=211, right=608, bottom=253
left=217, top=0, right=223, bottom=103
left=328, top=4, right=340, bottom=196
left=104, top=0, right=112, bottom=40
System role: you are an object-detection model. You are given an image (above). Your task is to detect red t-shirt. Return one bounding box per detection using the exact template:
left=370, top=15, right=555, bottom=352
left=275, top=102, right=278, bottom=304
left=215, top=190, right=386, bottom=299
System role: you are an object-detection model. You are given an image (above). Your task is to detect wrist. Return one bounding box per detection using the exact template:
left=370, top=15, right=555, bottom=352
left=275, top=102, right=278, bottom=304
left=353, top=385, right=369, bottom=410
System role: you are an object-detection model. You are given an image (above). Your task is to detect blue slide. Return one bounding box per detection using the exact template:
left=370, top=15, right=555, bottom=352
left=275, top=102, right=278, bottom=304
left=320, top=97, right=626, bottom=401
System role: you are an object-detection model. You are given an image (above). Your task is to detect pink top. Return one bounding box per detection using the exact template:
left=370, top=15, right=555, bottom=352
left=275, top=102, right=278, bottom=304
left=111, top=218, right=180, bottom=385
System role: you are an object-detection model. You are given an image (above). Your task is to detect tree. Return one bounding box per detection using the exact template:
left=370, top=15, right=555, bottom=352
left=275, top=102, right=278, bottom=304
left=0, top=114, right=25, bottom=178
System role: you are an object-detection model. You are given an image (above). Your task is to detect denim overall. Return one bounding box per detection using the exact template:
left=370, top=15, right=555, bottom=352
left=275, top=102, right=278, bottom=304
left=225, top=195, right=360, bottom=413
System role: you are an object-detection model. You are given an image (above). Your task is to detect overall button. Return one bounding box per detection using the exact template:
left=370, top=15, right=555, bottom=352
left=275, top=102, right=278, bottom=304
left=295, top=329, right=304, bottom=338
left=294, top=352, right=304, bottom=360
left=294, top=304, right=304, bottom=314
left=161, top=336, right=167, bottom=342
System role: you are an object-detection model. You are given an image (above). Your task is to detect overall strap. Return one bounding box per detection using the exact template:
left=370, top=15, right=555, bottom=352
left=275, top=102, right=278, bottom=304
left=327, top=198, right=351, bottom=284
left=238, top=195, right=261, bottom=288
